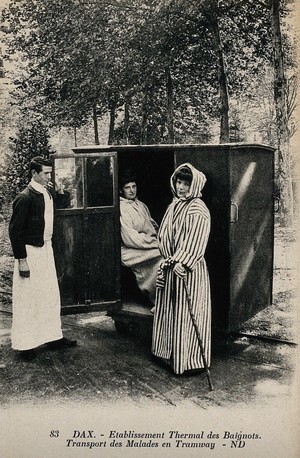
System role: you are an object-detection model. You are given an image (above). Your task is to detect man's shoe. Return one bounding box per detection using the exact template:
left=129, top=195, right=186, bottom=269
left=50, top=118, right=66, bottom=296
left=46, top=337, right=77, bottom=350
left=19, top=349, right=37, bottom=361
left=60, top=337, right=77, bottom=347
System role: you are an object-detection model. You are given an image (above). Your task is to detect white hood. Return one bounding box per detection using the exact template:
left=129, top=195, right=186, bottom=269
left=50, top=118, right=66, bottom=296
left=170, top=162, right=206, bottom=200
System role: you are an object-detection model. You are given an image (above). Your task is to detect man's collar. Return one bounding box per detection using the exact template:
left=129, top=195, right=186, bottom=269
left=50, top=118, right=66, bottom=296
left=29, top=178, right=45, bottom=194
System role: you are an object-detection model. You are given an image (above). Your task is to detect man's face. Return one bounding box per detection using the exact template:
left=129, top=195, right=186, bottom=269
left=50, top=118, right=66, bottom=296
left=32, top=165, right=52, bottom=187
left=121, top=182, right=137, bottom=201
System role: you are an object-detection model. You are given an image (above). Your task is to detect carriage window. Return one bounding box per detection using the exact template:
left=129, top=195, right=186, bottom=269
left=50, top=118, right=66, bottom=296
left=54, top=157, right=83, bottom=209
left=86, top=156, right=114, bottom=207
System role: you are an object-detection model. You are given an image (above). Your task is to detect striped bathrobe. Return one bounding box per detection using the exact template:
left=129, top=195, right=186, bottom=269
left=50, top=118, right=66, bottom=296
left=152, top=163, right=211, bottom=375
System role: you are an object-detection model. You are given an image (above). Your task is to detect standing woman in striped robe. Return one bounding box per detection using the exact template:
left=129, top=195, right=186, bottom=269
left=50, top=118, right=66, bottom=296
left=152, top=163, right=211, bottom=375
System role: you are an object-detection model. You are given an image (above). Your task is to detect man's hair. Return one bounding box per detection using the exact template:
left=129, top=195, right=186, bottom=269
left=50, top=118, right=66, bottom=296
left=30, top=156, right=51, bottom=174
left=174, top=166, right=193, bottom=184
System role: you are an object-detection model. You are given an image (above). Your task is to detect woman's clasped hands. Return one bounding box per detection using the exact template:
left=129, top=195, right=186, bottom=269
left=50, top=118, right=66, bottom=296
left=173, top=262, right=187, bottom=279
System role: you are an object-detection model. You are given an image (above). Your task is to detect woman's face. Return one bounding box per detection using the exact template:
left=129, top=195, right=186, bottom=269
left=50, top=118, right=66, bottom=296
left=121, top=181, right=137, bottom=200
left=175, top=178, right=191, bottom=198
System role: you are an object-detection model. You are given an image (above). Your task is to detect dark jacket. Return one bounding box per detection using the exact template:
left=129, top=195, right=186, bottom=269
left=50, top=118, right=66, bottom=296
left=9, top=185, right=54, bottom=259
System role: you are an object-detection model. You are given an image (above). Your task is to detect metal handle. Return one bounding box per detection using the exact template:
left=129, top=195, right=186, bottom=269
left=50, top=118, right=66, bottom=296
left=274, top=196, right=280, bottom=213
left=230, top=202, right=239, bottom=223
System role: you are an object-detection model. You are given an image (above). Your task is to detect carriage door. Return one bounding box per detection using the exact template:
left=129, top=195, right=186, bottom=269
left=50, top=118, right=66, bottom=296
left=228, top=146, right=274, bottom=328
left=53, top=153, right=121, bottom=314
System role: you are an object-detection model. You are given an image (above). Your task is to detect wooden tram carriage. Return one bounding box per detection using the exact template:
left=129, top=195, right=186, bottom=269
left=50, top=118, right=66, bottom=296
left=51, top=143, right=275, bottom=334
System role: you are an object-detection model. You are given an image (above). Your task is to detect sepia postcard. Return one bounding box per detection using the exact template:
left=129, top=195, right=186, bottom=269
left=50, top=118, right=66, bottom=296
left=0, top=1, right=299, bottom=457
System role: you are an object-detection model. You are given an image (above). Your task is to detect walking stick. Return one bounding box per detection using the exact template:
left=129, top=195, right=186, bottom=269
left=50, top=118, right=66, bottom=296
left=183, top=276, right=214, bottom=391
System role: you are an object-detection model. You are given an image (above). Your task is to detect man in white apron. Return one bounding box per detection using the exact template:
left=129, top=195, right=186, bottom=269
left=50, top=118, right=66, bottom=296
left=9, top=156, right=77, bottom=360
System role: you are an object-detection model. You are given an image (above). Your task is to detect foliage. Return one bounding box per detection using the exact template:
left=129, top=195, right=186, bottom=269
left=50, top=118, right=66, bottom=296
left=1, top=0, right=297, bottom=147
left=0, top=0, right=269, bottom=143
left=0, top=0, right=297, bottom=226
left=1, top=120, right=52, bottom=206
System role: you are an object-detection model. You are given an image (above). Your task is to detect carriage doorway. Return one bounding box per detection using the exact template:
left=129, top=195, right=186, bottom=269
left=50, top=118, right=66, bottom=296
left=117, top=148, right=174, bottom=310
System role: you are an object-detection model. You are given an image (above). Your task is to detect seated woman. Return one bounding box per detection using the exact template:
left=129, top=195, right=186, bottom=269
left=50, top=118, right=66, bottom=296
left=119, top=169, right=162, bottom=305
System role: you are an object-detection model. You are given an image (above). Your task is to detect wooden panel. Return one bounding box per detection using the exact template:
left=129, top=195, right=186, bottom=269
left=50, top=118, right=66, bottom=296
left=53, top=214, right=85, bottom=306
left=229, top=146, right=274, bottom=329
left=84, top=212, right=119, bottom=303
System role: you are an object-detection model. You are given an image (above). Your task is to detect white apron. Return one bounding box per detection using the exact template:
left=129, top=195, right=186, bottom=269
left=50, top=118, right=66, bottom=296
left=11, top=182, right=63, bottom=350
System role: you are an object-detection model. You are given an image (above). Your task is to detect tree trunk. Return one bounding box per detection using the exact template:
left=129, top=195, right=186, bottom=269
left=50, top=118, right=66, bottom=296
left=108, top=103, right=116, bottom=145
left=74, top=127, right=77, bottom=147
left=271, top=0, right=293, bottom=226
left=93, top=106, right=99, bottom=145
left=140, top=86, right=148, bottom=145
left=211, top=16, right=229, bottom=143
left=123, top=96, right=130, bottom=145
left=165, top=66, right=175, bottom=143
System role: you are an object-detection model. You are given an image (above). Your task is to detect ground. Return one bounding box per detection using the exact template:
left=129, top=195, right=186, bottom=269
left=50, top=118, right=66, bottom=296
left=0, top=217, right=298, bottom=409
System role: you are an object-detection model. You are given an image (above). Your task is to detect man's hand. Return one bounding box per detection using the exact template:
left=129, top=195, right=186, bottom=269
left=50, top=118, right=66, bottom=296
left=46, top=181, right=54, bottom=190
left=173, top=262, right=186, bottom=279
left=18, top=259, right=30, bottom=278
left=54, top=180, right=64, bottom=194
